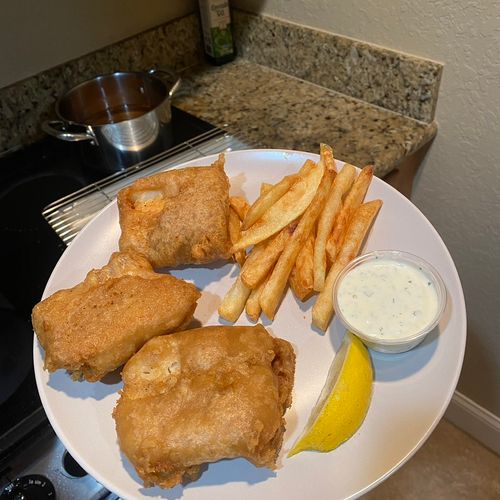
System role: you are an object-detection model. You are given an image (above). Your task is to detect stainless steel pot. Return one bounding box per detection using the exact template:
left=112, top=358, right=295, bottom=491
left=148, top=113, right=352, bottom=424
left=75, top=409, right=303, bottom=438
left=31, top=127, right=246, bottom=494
left=43, top=69, right=181, bottom=170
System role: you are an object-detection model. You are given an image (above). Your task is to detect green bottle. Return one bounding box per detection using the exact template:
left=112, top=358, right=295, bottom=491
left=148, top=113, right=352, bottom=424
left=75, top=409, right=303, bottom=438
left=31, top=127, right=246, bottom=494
left=198, top=0, right=236, bottom=65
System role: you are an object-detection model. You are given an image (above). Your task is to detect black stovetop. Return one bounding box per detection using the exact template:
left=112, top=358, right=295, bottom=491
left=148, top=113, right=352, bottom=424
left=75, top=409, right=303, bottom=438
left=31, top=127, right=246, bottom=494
left=0, top=106, right=215, bottom=460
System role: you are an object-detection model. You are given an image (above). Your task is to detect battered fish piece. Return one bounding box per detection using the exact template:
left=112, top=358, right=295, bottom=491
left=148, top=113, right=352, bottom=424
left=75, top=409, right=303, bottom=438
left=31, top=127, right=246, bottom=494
left=32, top=251, right=200, bottom=382
left=118, top=154, right=231, bottom=268
left=113, top=325, right=295, bottom=488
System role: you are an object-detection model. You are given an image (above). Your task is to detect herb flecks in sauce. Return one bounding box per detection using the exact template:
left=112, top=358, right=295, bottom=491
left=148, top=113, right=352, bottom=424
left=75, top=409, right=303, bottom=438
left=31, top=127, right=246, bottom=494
left=337, top=258, right=439, bottom=339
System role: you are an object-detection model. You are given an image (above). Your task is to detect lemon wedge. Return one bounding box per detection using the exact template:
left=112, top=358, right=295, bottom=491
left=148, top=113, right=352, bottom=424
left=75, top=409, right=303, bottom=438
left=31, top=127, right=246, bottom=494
left=288, top=332, right=373, bottom=456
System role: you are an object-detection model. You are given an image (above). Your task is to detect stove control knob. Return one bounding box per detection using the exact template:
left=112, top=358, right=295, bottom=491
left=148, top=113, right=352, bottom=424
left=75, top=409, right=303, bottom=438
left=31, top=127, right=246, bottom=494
left=0, top=475, right=55, bottom=499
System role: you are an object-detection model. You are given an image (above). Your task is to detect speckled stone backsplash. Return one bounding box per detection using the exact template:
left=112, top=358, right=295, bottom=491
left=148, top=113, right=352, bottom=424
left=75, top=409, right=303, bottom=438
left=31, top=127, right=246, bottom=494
left=0, top=8, right=442, bottom=156
left=232, top=10, right=442, bottom=123
left=175, top=60, right=436, bottom=178
left=0, top=14, right=203, bottom=155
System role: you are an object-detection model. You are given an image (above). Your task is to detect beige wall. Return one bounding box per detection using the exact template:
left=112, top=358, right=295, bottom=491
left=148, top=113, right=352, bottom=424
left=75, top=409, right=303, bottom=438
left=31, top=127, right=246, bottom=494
left=0, top=0, right=196, bottom=88
left=235, top=0, right=500, bottom=417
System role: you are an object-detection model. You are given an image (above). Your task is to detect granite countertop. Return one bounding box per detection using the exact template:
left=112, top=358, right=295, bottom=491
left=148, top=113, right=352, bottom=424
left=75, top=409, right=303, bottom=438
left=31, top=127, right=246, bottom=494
left=174, top=59, right=437, bottom=178
left=0, top=10, right=440, bottom=177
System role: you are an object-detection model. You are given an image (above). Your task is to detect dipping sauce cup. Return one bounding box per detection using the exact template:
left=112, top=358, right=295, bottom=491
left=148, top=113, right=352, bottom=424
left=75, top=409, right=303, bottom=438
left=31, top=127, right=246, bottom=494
left=333, top=250, right=447, bottom=353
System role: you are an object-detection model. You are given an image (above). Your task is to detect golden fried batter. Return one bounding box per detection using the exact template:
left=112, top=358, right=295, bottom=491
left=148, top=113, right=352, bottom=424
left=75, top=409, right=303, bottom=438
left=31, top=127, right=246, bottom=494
left=113, top=325, right=295, bottom=488
left=32, top=251, right=200, bottom=382
left=117, top=154, right=231, bottom=268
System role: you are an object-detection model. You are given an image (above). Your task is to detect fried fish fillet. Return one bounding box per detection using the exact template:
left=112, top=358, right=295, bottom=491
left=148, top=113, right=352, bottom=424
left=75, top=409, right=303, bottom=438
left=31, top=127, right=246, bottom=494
left=113, top=324, right=295, bottom=488
left=117, top=154, right=231, bottom=268
left=32, top=251, right=200, bottom=382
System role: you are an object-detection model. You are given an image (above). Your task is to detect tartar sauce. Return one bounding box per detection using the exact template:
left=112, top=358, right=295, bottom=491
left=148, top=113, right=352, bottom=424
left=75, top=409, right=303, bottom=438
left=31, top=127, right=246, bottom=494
left=336, top=257, right=439, bottom=339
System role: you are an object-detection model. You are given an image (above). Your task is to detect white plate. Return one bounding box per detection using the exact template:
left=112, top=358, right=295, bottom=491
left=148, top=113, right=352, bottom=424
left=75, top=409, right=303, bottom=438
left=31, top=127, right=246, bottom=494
left=34, top=150, right=466, bottom=500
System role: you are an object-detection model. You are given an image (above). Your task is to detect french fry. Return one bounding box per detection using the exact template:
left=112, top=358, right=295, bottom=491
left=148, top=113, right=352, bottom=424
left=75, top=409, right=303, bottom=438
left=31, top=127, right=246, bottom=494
left=218, top=240, right=268, bottom=322
left=245, top=276, right=269, bottom=322
left=260, top=183, right=273, bottom=196
left=324, top=234, right=337, bottom=264
left=298, top=158, right=317, bottom=176
left=242, top=174, right=297, bottom=230
left=313, top=164, right=356, bottom=291
left=259, top=167, right=334, bottom=320
left=326, top=165, right=374, bottom=263
left=241, top=159, right=317, bottom=231
left=289, top=234, right=315, bottom=301
left=241, top=222, right=296, bottom=289
left=218, top=276, right=251, bottom=322
left=290, top=146, right=334, bottom=299
left=229, top=196, right=250, bottom=221
left=312, top=199, right=383, bottom=331
left=228, top=207, right=246, bottom=267
left=320, top=143, right=336, bottom=172
left=239, top=240, right=267, bottom=272
left=233, top=160, right=325, bottom=252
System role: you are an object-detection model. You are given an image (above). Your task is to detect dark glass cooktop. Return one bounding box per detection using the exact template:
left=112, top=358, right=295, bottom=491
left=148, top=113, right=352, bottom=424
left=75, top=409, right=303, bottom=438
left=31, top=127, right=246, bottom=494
left=0, top=107, right=215, bottom=457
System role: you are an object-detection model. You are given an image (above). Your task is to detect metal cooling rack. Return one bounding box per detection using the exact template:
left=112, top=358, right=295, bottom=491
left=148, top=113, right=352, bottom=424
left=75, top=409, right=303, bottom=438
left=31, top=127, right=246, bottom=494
left=43, top=127, right=253, bottom=244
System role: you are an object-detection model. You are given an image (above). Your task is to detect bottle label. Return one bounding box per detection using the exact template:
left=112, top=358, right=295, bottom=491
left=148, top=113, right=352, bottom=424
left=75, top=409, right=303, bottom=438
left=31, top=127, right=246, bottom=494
left=199, top=0, right=234, bottom=58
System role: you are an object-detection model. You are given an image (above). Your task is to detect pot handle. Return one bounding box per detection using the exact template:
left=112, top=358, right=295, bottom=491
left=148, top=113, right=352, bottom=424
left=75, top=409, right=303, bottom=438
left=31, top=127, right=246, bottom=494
left=148, top=68, right=182, bottom=98
left=42, top=120, right=95, bottom=142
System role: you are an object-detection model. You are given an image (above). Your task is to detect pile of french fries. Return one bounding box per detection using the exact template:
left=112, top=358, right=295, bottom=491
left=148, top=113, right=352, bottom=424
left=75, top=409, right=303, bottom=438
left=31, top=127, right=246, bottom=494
left=219, top=144, right=383, bottom=332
